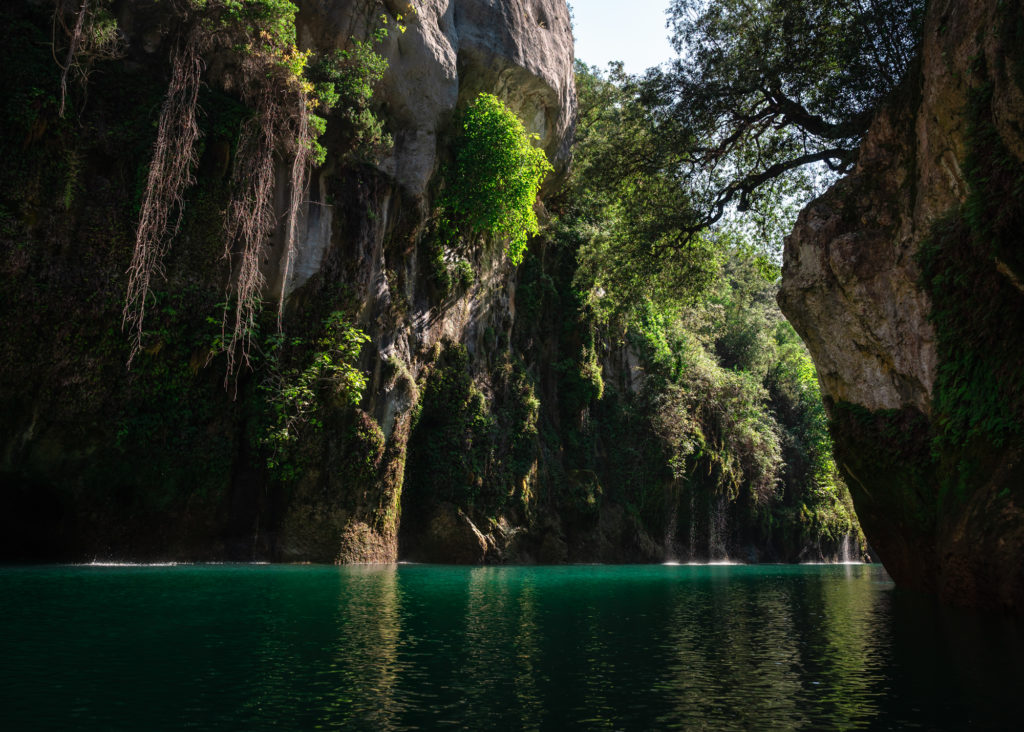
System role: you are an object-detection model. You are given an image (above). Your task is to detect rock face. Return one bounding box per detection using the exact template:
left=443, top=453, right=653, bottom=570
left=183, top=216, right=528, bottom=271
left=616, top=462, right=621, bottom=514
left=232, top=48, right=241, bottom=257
left=779, top=0, right=1024, bottom=612
left=0, top=0, right=575, bottom=563
left=286, top=0, right=576, bottom=562
left=298, top=0, right=574, bottom=200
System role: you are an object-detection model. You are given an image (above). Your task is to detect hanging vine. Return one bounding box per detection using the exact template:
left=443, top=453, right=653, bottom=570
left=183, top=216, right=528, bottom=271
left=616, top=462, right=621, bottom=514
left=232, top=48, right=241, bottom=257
left=53, top=0, right=125, bottom=118
left=124, top=21, right=205, bottom=364
left=55, top=0, right=401, bottom=380
left=215, top=9, right=315, bottom=379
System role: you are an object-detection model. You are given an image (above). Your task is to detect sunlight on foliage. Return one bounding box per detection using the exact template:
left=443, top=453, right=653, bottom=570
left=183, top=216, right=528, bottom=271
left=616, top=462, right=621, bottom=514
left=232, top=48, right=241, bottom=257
left=259, top=311, right=370, bottom=479
left=444, top=93, right=553, bottom=265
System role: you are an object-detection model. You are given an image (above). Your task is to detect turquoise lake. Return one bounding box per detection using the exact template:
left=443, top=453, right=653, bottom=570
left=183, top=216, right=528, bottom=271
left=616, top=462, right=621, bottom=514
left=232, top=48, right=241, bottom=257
left=1, top=563, right=1022, bottom=730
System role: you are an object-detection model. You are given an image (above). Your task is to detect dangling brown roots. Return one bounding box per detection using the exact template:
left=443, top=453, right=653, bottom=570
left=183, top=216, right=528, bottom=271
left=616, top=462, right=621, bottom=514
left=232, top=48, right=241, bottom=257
left=220, top=49, right=313, bottom=382
left=123, top=27, right=205, bottom=365
left=57, top=1, right=395, bottom=384
left=111, top=0, right=314, bottom=381
left=220, top=93, right=279, bottom=378
left=55, top=0, right=88, bottom=118
left=280, top=95, right=310, bottom=329
left=54, top=0, right=126, bottom=118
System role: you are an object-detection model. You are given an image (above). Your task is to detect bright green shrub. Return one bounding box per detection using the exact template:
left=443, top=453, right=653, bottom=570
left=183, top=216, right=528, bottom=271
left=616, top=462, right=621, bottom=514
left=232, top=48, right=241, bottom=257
left=444, top=93, right=553, bottom=265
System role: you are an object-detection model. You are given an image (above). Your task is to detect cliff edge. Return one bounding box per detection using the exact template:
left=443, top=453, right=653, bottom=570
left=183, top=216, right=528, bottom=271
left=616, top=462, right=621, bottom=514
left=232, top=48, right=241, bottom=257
left=779, top=0, right=1024, bottom=612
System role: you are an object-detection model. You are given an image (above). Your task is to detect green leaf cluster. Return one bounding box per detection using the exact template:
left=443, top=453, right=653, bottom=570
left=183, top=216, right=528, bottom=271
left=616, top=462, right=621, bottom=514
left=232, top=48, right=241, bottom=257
left=305, top=39, right=391, bottom=165
left=192, top=1, right=394, bottom=167
left=443, top=93, right=553, bottom=265
left=195, top=0, right=299, bottom=47
left=259, top=311, right=370, bottom=479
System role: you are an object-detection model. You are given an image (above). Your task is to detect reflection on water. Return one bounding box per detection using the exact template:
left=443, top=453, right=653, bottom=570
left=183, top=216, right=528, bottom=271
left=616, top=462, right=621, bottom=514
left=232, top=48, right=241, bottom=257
left=1, top=563, right=1022, bottom=730
left=318, top=565, right=402, bottom=727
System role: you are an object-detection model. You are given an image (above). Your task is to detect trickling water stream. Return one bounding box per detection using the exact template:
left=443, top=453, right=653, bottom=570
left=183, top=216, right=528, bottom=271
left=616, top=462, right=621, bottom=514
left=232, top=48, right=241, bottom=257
left=840, top=533, right=855, bottom=564
left=708, top=494, right=729, bottom=560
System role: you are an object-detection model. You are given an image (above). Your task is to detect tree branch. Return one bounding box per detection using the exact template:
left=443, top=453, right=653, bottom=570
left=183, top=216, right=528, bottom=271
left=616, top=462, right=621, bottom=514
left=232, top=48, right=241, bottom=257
left=654, top=146, right=855, bottom=253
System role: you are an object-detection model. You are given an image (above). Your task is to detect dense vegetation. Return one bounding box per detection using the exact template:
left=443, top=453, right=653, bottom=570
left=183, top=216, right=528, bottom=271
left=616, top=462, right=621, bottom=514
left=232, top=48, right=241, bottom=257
left=0, top=0, right=401, bottom=559
left=402, top=55, right=865, bottom=562
left=516, top=62, right=863, bottom=560
left=1, top=0, right=883, bottom=563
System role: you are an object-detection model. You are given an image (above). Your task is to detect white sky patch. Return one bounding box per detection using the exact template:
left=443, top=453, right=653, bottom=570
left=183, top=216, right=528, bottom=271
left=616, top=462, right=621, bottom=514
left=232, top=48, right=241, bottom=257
left=570, top=0, right=676, bottom=74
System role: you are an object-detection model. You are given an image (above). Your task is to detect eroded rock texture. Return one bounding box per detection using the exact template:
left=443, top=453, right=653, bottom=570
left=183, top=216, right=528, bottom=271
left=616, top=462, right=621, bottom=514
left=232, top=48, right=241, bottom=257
left=299, top=0, right=574, bottom=197
left=0, top=0, right=576, bottom=563
left=779, top=0, right=1024, bottom=612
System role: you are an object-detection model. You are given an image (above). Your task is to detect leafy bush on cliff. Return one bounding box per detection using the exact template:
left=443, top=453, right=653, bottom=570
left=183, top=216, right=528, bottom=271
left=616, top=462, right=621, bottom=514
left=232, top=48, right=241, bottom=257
left=259, top=311, right=370, bottom=480
left=443, top=93, right=553, bottom=265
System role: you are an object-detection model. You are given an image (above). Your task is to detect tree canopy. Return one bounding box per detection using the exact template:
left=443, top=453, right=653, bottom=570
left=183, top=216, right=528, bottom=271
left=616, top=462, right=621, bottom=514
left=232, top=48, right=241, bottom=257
left=634, top=0, right=924, bottom=242
left=562, top=61, right=719, bottom=317
left=538, top=63, right=860, bottom=552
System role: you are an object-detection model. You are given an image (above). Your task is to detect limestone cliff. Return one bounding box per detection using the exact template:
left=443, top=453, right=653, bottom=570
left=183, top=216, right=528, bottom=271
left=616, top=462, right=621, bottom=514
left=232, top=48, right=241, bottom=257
left=276, top=0, right=576, bottom=562
left=0, top=0, right=576, bottom=563
left=0, top=0, right=858, bottom=567
left=779, top=0, right=1024, bottom=611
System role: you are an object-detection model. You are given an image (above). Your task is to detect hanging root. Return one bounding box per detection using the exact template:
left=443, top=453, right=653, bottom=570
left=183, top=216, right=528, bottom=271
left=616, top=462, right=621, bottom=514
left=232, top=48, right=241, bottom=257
left=279, top=94, right=311, bottom=329
left=220, top=39, right=315, bottom=382
left=56, top=0, right=89, bottom=118
left=54, top=0, right=126, bottom=118
left=221, top=91, right=279, bottom=380
left=98, top=0, right=317, bottom=382
left=123, top=27, right=204, bottom=364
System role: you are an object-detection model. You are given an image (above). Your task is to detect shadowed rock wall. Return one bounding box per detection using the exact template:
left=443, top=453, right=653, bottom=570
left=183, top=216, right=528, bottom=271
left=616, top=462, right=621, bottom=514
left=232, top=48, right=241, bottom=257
left=779, top=0, right=1024, bottom=612
left=0, top=0, right=576, bottom=563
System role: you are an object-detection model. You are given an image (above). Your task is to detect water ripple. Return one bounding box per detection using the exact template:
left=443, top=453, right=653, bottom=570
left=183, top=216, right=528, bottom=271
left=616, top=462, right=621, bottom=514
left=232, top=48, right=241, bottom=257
left=1, top=563, right=1022, bottom=730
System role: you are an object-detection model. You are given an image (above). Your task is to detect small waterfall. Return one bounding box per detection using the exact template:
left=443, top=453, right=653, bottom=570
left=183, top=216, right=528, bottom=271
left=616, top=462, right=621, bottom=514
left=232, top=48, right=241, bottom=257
left=839, top=534, right=855, bottom=564
left=708, top=495, right=728, bottom=561
left=688, top=490, right=696, bottom=561
left=664, top=491, right=679, bottom=563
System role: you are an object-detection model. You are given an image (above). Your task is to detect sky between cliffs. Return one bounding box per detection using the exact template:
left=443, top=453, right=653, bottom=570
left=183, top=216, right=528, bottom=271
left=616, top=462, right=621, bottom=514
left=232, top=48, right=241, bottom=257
left=571, top=0, right=676, bottom=74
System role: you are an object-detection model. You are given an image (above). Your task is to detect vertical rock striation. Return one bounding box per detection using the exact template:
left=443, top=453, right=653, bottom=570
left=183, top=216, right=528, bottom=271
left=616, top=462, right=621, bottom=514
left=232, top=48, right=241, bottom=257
left=279, top=0, right=576, bottom=562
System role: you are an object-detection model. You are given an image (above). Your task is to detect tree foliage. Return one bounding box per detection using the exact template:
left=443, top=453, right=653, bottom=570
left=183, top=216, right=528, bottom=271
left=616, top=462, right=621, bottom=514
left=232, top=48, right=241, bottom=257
left=565, top=63, right=719, bottom=318
left=636, top=0, right=924, bottom=241
left=444, top=93, right=553, bottom=265
left=544, top=61, right=862, bottom=554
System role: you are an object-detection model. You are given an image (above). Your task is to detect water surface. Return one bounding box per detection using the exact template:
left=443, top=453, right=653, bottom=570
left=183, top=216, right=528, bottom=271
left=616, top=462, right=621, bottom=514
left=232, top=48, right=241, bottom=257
left=1, top=563, right=1021, bottom=730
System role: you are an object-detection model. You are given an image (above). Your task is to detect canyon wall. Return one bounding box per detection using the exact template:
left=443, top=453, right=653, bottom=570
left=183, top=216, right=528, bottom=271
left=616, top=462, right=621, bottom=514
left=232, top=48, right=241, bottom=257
left=0, top=0, right=578, bottom=562
left=0, top=0, right=860, bottom=566
left=779, top=0, right=1024, bottom=612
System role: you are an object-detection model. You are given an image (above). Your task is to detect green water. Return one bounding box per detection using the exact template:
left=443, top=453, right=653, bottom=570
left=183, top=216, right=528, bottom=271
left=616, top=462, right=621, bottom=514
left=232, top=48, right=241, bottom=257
left=1, top=564, right=1021, bottom=730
